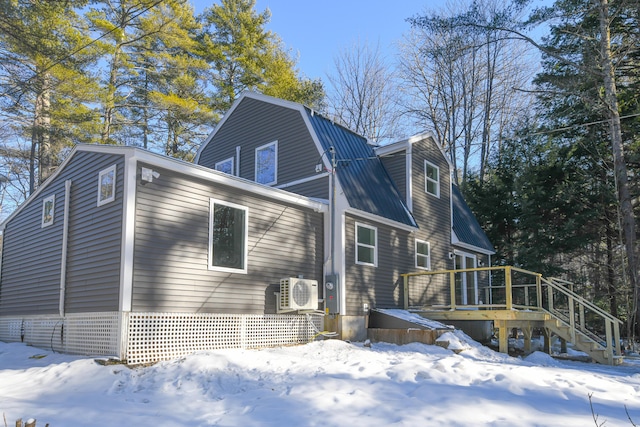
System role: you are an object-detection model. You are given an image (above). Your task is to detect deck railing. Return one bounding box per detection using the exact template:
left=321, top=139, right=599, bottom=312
left=402, top=266, right=623, bottom=360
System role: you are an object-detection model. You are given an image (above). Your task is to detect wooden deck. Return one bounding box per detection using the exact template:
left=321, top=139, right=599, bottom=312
left=402, top=267, right=623, bottom=365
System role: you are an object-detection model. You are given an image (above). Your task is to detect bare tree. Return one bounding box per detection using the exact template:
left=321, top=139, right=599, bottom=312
left=327, top=41, right=403, bottom=144
left=399, top=0, right=535, bottom=183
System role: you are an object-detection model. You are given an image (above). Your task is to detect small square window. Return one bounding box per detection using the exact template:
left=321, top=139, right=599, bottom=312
left=41, top=194, right=55, bottom=228
left=215, top=157, right=235, bottom=175
left=425, top=161, right=440, bottom=197
left=355, top=222, right=377, bottom=266
left=416, top=240, right=431, bottom=270
left=97, top=165, right=116, bottom=206
left=255, top=141, right=277, bottom=185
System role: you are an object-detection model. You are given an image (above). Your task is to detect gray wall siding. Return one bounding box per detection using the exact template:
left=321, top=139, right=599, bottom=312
left=380, top=153, right=406, bottom=203
left=408, top=137, right=453, bottom=305
left=343, top=214, right=414, bottom=315
left=0, top=152, right=124, bottom=316
left=132, top=163, right=324, bottom=314
left=279, top=175, right=329, bottom=200
left=197, top=98, right=322, bottom=191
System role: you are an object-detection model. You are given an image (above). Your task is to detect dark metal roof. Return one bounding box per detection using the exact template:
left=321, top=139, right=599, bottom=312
left=451, top=185, right=495, bottom=253
left=305, top=109, right=417, bottom=228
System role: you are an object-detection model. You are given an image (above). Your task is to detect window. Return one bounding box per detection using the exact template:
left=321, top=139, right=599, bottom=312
left=355, top=223, right=377, bottom=266
left=215, top=157, right=234, bottom=175
left=97, top=164, right=116, bottom=206
left=255, top=141, right=277, bottom=185
left=41, top=195, right=55, bottom=228
left=415, top=240, right=431, bottom=270
left=208, top=199, right=248, bottom=273
left=425, top=160, right=440, bottom=197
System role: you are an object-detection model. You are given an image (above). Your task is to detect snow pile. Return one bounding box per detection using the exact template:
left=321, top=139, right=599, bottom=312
left=1, top=339, right=639, bottom=426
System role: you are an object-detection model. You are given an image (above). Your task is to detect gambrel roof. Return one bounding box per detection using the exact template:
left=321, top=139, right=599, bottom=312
left=305, top=109, right=417, bottom=228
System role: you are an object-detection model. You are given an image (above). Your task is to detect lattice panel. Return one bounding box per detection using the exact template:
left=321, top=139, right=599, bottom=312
left=63, top=313, right=122, bottom=356
left=0, top=313, right=122, bottom=357
left=126, top=313, right=323, bottom=365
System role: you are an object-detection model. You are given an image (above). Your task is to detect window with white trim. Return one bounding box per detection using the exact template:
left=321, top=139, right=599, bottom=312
left=208, top=198, right=248, bottom=273
left=355, top=222, right=377, bottom=266
left=97, top=164, right=116, bottom=206
left=415, top=239, right=431, bottom=270
left=215, top=157, right=234, bottom=175
left=255, top=141, right=277, bottom=185
left=41, top=194, right=55, bottom=228
left=425, top=160, right=440, bottom=197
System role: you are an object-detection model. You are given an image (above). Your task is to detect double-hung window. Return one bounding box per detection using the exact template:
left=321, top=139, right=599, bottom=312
left=425, top=160, right=440, bottom=198
left=41, top=195, right=55, bottom=228
left=208, top=199, right=248, bottom=273
left=97, top=164, right=117, bottom=206
left=255, top=141, right=277, bottom=185
left=355, top=222, right=377, bottom=266
left=415, top=240, right=431, bottom=270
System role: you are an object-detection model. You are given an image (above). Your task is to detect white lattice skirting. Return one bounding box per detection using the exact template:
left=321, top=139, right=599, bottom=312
left=0, top=312, right=324, bottom=365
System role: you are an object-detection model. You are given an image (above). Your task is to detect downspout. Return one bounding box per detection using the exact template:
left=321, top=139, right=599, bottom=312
left=59, top=179, right=71, bottom=317
left=235, top=146, right=241, bottom=176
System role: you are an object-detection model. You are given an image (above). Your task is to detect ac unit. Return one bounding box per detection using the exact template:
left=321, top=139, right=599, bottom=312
left=280, top=278, right=318, bottom=311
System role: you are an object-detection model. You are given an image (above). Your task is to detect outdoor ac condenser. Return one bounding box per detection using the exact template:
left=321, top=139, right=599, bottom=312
left=279, top=278, right=318, bottom=311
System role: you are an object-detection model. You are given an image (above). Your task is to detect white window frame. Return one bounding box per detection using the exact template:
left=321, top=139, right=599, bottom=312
left=97, top=164, right=117, bottom=206
left=208, top=198, right=249, bottom=274
left=41, top=194, right=55, bottom=228
left=215, top=157, right=235, bottom=175
left=355, top=222, right=377, bottom=267
left=415, top=239, right=431, bottom=270
left=424, top=160, right=440, bottom=198
left=255, top=140, right=278, bottom=185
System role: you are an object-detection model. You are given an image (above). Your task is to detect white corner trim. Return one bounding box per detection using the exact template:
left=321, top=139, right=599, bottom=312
left=119, top=152, right=137, bottom=312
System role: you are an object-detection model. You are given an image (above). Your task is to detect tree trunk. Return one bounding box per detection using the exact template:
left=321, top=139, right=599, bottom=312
left=594, top=0, right=639, bottom=334
left=31, top=69, right=52, bottom=192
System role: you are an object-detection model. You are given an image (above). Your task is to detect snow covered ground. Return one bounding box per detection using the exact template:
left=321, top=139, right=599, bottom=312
left=1, top=331, right=639, bottom=427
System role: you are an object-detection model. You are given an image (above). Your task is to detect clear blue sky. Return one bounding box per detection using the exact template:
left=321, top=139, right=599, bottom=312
left=192, top=0, right=438, bottom=80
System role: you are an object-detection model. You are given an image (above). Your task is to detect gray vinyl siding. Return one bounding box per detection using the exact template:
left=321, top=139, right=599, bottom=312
left=197, top=98, right=322, bottom=193
left=132, top=162, right=324, bottom=314
left=408, top=136, right=453, bottom=305
left=380, top=152, right=407, bottom=203
left=343, top=214, right=414, bottom=315
left=279, top=175, right=329, bottom=199
left=0, top=152, right=123, bottom=316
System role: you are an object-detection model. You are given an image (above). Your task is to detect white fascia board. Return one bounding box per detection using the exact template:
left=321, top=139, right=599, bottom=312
left=344, top=208, right=419, bottom=233
left=275, top=172, right=329, bottom=190
left=0, top=145, right=92, bottom=232
left=452, top=230, right=496, bottom=255
left=77, top=144, right=328, bottom=214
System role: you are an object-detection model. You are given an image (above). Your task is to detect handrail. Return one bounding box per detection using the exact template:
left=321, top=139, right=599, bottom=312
left=402, top=266, right=623, bottom=363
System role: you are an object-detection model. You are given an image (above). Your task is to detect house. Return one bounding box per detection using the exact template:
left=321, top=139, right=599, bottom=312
left=0, top=92, right=494, bottom=364
left=195, top=92, right=494, bottom=338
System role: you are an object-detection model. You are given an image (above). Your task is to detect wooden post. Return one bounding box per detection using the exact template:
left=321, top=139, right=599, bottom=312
left=403, top=274, right=409, bottom=309
left=542, top=328, right=551, bottom=354
left=568, top=296, right=576, bottom=344
left=449, top=271, right=456, bottom=310
left=496, top=319, right=508, bottom=354
left=505, top=266, right=513, bottom=310
left=522, top=325, right=533, bottom=354
left=536, top=275, right=542, bottom=309
left=614, top=320, right=621, bottom=357
left=605, top=319, right=614, bottom=364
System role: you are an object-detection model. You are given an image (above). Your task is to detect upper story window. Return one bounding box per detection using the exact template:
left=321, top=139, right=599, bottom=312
left=255, top=141, right=277, bottom=185
left=215, top=157, right=234, bottom=175
left=425, top=160, right=440, bottom=198
left=355, top=222, right=377, bottom=267
left=208, top=198, right=248, bottom=273
left=41, top=194, right=55, bottom=228
left=97, top=164, right=116, bottom=206
left=415, top=239, right=431, bottom=270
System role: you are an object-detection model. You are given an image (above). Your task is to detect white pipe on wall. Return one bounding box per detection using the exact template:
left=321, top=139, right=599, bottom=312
left=59, top=179, right=71, bottom=317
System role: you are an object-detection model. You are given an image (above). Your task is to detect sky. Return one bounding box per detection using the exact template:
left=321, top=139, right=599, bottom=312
left=2, top=324, right=639, bottom=426
left=192, top=0, right=440, bottom=80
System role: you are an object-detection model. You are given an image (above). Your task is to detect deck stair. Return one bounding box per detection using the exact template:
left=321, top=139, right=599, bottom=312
left=401, top=266, right=624, bottom=365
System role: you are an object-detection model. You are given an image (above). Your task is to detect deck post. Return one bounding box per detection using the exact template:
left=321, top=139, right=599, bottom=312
left=568, top=296, right=576, bottom=343
left=536, top=275, right=542, bottom=309
left=505, top=266, right=513, bottom=310
left=614, top=320, right=621, bottom=357
left=522, top=325, right=532, bottom=354
left=403, top=275, right=409, bottom=309
left=605, top=319, right=613, bottom=364
left=449, top=271, right=456, bottom=310
left=496, top=319, right=508, bottom=354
